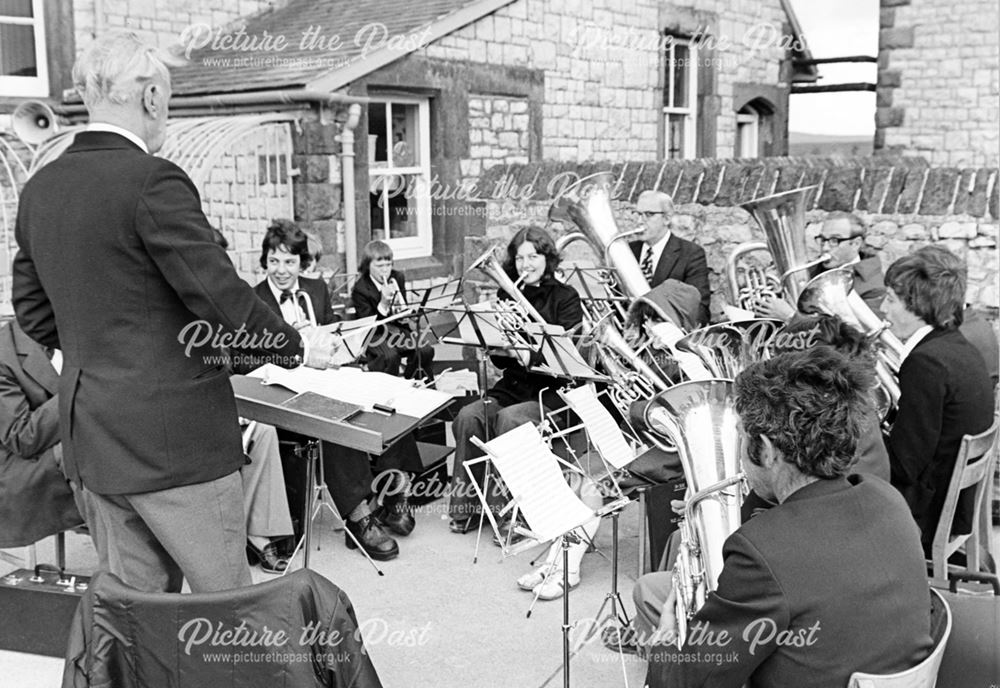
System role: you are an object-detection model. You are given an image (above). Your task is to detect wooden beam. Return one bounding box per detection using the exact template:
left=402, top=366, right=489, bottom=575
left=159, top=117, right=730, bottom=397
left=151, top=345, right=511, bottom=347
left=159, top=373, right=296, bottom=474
left=793, top=55, right=878, bottom=65
left=792, top=82, right=878, bottom=94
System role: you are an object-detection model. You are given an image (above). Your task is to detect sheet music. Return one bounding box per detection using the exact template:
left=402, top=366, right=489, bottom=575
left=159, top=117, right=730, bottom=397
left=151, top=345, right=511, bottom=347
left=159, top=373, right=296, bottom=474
left=530, top=330, right=606, bottom=381
left=481, top=423, right=595, bottom=541
left=318, top=316, right=377, bottom=365
left=454, top=302, right=515, bottom=348
left=648, top=322, right=713, bottom=381
left=411, top=279, right=461, bottom=308
left=248, top=364, right=452, bottom=418
left=561, top=386, right=636, bottom=469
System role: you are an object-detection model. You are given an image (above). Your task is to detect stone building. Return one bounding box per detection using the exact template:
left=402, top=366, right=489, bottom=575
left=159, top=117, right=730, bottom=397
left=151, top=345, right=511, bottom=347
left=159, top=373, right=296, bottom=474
left=875, top=0, right=999, bottom=166
left=1, top=0, right=816, bottom=300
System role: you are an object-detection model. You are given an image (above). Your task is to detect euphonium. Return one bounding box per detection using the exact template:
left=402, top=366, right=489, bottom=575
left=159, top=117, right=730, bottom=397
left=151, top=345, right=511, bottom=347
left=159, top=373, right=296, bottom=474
left=796, top=268, right=903, bottom=414
left=643, top=380, right=744, bottom=648
left=735, top=186, right=828, bottom=306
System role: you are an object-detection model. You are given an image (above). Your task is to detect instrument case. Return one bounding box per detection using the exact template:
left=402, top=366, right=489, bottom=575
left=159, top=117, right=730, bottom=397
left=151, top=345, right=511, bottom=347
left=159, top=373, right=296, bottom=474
left=0, top=565, right=90, bottom=657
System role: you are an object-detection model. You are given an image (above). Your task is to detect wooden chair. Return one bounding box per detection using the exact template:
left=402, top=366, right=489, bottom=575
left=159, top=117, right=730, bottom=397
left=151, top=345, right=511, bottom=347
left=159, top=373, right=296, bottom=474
left=928, top=415, right=999, bottom=581
left=847, top=588, right=952, bottom=688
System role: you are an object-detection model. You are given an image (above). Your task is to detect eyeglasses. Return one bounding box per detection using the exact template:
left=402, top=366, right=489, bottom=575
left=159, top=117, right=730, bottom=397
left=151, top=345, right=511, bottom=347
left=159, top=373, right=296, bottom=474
left=639, top=211, right=663, bottom=218
left=815, top=235, right=857, bottom=246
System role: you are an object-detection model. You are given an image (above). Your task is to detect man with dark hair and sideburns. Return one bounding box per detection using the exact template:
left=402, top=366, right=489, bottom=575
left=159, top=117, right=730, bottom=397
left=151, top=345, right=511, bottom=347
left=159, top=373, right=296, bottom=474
left=638, top=347, right=932, bottom=688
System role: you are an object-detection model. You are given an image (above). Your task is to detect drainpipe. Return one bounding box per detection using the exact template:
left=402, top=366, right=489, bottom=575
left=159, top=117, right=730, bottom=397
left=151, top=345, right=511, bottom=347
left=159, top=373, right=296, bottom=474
left=339, top=103, right=362, bottom=275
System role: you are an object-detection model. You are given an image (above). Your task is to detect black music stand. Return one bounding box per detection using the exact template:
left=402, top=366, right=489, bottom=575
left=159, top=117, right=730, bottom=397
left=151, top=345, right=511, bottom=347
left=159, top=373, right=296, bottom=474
left=439, top=300, right=547, bottom=560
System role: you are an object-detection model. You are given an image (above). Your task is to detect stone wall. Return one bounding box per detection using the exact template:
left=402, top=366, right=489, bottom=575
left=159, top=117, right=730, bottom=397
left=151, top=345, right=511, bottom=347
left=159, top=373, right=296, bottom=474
left=876, top=0, right=999, bottom=167
left=467, top=159, right=999, bottom=319
left=462, top=94, right=531, bottom=183
left=73, top=0, right=272, bottom=50
left=419, top=0, right=792, bottom=162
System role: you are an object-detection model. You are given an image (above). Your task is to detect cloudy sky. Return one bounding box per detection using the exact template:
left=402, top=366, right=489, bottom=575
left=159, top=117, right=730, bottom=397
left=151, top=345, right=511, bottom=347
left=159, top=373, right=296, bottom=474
left=787, top=0, right=878, bottom=136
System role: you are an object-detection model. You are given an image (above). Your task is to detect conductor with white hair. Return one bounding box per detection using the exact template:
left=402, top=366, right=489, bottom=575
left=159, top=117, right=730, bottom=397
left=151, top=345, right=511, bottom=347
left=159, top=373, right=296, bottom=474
left=11, top=31, right=336, bottom=592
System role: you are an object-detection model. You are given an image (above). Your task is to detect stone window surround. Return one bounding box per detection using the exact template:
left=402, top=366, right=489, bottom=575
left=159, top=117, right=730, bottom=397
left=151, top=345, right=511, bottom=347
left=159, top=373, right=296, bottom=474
left=657, top=7, right=721, bottom=159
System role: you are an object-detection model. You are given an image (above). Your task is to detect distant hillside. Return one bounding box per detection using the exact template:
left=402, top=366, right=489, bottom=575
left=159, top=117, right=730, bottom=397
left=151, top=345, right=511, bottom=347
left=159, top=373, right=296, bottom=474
left=788, top=132, right=873, bottom=157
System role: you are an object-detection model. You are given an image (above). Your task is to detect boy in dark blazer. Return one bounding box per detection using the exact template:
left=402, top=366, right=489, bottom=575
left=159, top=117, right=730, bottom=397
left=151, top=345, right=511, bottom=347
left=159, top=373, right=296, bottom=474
left=253, top=220, right=417, bottom=561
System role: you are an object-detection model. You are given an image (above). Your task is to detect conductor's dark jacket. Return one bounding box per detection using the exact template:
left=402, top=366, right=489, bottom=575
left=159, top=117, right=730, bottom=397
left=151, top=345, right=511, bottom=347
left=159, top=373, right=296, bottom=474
left=12, top=131, right=302, bottom=495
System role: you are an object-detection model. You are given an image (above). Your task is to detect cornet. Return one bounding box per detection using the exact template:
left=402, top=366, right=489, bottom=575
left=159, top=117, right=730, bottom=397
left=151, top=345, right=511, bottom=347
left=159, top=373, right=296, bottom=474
left=292, top=289, right=317, bottom=328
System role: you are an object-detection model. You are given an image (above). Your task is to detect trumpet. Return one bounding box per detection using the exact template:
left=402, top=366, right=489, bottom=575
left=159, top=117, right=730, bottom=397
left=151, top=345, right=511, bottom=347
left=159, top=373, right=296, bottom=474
left=292, top=289, right=317, bottom=328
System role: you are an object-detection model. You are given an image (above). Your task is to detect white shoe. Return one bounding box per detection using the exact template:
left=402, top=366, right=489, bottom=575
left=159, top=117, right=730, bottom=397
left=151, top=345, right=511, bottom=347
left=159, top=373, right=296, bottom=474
left=517, top=563, right=555, bottom=591
left=533, top=569, right=581, bottom=600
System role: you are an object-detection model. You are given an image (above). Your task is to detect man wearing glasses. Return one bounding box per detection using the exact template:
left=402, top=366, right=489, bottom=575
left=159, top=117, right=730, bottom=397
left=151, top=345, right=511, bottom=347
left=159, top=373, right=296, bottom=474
left=630, top=190, right=711, bottom=326
left=759, top=211, right=886, bottom=320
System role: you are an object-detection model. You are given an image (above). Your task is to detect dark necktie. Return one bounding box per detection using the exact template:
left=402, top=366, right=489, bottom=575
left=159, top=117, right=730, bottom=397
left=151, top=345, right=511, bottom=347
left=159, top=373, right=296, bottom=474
left=641, top=245, right=655, bottom=282
left=280, top=289, right=293, bottom=304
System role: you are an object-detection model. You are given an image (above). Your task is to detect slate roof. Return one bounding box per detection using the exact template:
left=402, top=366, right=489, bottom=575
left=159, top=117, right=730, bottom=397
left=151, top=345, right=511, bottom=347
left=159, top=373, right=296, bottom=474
left=169, top=0, right=491, bottom=95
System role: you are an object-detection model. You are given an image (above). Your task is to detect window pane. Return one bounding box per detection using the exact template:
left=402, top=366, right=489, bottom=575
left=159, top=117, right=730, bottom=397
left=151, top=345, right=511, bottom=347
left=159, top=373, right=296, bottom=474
left=390, top=103, right=419, bottom=167
left=367, top=102, right=388, bottom=165
left=0, top=23, right=36, bottom=77
left=0, top=0, right=33, bottom=18
left=666, top=114, right=685, bottom=159
left=671, top=43, right=689, bottom=108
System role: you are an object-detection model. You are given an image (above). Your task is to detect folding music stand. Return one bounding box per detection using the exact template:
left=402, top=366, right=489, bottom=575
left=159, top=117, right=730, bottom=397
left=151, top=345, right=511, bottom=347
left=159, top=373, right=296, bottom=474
left=466, top=422, right=630, bottom=688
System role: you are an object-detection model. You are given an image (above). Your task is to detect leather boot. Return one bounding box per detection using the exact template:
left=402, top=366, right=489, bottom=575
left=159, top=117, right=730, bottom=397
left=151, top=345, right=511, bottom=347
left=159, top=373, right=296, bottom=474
left=345, top=515, right=399, bottom=561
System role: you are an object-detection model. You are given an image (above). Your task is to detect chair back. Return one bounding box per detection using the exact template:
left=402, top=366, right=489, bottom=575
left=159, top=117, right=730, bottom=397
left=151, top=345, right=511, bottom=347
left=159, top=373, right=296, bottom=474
left=847, top=588, right=952, bottom=688
left=929, top=414, right=1000, bottom=580
left=63, top=569, right=383, bottom=688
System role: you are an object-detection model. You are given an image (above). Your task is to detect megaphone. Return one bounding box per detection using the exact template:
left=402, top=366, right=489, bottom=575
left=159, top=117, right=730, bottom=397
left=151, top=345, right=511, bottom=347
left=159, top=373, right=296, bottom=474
left=12, top=101, right=57, bottom=145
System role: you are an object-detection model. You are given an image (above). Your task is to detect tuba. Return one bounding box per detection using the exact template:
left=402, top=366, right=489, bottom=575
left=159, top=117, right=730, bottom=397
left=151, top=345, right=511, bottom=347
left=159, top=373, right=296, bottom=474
left=797, top=268, right=903, bottom=416
left=643, top=379, right=744, bottom=648
left=549, top=172, right=674, bottom=417
left=550, top=172, right=650, bottom=303
left=729, top=186, right=828, bottom=309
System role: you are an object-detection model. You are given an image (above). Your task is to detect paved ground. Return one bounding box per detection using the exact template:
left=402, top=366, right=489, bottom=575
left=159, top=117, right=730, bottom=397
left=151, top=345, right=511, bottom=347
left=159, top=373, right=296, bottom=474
left=0, top=495, right=652, bottom=688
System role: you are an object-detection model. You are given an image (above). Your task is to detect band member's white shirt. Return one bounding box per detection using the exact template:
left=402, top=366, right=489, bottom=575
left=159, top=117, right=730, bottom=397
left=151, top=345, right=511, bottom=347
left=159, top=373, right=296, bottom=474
left=900, top=324, right=933, bottom=364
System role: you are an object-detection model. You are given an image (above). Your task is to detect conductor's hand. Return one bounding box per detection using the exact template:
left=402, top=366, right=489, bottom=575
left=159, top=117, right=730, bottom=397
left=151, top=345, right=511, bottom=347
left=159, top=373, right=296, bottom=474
left=302, top=328, right=337, bottom=369
left=756, top=295, right=795, bottom=321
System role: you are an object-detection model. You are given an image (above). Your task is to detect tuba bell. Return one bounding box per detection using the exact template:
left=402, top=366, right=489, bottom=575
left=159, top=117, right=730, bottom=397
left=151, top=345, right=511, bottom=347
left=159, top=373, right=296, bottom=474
left=550, top=172, right=650, bottom=302
left=733, top=186, right=828, bottom=307
left=796, top=267, right=903, bottom=416
left=643, top=379, right=744, bottom=648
